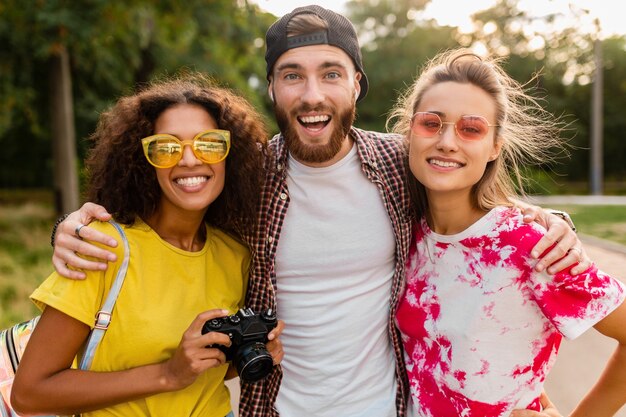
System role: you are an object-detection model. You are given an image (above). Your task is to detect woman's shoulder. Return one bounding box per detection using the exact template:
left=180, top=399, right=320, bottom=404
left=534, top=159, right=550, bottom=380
left=83, top=220, right=131, bottom=260
left=490, top=206, right=546, bottom=248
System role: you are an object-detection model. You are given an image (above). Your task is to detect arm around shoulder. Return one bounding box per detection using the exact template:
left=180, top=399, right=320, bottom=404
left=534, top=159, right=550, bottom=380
left=52, top=203, right=118, bottom=279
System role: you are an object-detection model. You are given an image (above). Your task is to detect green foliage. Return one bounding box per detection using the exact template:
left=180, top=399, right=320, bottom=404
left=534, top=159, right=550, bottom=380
left=600, top=37, right=626, bottom=182
left=521, top=168, right=568, bottom=196
left=460, top=0, right=626, bottom=185
left=346, top=0, right=458, bottom=131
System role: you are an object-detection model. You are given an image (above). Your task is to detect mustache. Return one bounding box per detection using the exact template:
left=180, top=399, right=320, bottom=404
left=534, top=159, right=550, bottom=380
left=290, top=104, right=335, bottom=115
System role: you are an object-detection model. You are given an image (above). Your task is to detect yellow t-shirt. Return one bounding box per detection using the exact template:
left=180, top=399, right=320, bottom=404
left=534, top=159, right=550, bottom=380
left=31, top=220, right=249, bottom=417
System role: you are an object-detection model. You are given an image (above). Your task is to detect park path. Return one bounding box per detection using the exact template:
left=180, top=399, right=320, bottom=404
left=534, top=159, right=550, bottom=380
left=226, top=236, right=626, bottom=416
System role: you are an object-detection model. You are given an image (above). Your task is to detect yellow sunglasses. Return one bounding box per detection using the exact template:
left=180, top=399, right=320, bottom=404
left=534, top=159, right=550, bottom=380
left=141, top=129, right=231, bottom=168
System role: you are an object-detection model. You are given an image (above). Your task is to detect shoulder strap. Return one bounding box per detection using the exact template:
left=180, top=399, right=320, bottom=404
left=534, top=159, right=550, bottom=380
left=78, top=220, right=130, bottom=370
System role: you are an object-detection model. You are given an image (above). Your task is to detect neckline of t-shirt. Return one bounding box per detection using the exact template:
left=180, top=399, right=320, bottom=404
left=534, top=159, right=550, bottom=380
left=421, top=206, right=509, bottom=243
left=135, top=217, right=211, bottom=256
left=287, top=142, right=358, bottom=174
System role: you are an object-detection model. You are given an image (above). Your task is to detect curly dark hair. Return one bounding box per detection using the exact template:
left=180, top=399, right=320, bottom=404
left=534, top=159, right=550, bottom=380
left=85, top=73, right=268, bottom=238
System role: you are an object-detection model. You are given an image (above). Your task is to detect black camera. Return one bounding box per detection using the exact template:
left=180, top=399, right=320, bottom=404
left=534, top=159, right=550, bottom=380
left=202, top=307, right=277, bottom=383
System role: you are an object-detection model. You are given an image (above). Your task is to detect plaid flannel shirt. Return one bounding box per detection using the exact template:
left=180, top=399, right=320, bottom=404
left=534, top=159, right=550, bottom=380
left=238, top=127, right=412, bottom=417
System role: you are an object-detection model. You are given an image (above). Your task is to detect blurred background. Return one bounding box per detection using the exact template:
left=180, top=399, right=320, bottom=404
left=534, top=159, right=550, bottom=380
left=1, top=0, right=625, bottom=206
left=1, top=0, right=625, bottom=414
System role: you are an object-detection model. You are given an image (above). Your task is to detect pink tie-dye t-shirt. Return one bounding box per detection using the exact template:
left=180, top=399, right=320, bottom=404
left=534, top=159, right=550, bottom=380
left=396, top=206, right=625, bottom=417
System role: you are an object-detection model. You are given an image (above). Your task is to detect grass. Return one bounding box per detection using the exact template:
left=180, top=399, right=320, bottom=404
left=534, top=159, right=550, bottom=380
left=1, top=191, right=625, bottom=329
left=0, top=200, right=57, bottom=327
left=540, top=205, right=626, bottom=247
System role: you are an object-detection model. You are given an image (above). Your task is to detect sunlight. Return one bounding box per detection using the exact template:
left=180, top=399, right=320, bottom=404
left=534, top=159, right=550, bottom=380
left=251, top=0, right=623, bottom=38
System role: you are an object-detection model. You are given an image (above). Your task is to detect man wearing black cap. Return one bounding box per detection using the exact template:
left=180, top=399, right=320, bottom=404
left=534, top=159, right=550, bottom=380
left=241, top=5, right=410, bottom=417
left=50, top=5, right=581, bottom=417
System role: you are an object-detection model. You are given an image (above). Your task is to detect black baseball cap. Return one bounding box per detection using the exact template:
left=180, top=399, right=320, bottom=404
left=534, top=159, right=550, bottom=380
left=265, top=5, right=369, bottom=102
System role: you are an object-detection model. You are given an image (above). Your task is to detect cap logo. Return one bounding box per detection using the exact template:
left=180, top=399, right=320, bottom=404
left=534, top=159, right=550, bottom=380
left=286, top=31, right=329, bottom=49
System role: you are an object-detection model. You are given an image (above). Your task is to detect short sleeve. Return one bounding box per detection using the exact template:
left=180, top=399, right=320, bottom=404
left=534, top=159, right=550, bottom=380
left=529, top=265, right=626, bottom=339
left=31, top=221, right=127, bottom=328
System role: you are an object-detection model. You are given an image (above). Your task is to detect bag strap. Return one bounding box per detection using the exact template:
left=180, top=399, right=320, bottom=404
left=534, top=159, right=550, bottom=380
left=78, top=220, right=130, bottom=370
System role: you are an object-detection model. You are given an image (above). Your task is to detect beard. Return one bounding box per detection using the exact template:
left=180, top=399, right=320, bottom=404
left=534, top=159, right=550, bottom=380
left=274, top=102, right=355, bottom=164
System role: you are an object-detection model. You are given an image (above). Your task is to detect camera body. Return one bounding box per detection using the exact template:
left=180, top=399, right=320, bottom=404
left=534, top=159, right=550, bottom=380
left=202, top=308, right=277, bottom=383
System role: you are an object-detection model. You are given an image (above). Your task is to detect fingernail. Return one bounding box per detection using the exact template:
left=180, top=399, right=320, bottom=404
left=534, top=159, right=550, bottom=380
left=107, top=254, right=117, bottom=262
left=530, top=250, right=539, bottom=259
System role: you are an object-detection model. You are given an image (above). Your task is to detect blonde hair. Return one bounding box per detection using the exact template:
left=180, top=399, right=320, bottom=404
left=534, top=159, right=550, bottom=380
left=387, top=48, right=568, bottom=218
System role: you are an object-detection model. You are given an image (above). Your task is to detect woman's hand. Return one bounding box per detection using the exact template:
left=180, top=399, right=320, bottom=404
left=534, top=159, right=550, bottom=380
left=510, top=391, right=563, bottom=417
left=160, top=309, right=231, bottom=391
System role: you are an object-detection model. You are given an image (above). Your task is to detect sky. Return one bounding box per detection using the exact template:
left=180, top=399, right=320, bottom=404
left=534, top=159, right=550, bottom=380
left=251, top=0, right=623, bottom=38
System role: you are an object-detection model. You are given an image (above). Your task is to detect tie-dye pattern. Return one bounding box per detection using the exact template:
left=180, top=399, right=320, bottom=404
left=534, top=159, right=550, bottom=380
left=396, top=206, right=625, bottom=417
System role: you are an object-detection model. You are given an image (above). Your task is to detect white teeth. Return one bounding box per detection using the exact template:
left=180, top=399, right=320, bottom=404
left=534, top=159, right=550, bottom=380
left=430, top=159, right=462, bottom=168
left=300, top=115, right=330, bottom=123
left=175, top=176, right=207, bottom=186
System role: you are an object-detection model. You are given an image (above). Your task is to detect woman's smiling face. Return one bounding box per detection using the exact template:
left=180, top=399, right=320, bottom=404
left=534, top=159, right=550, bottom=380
left=408, top=81, right=502, bottom=202
left=153, top=103, right=226, bottom=217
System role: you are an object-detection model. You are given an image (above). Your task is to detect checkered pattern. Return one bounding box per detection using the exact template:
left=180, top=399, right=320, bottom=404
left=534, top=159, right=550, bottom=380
left=238, top=127, right=412, bottom=417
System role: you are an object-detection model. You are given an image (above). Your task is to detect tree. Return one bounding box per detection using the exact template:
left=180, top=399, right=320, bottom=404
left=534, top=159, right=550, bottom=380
left=0, top=0, right=275, bottom=204
left=49, top=44, right=80, bottom=212
left=461, top=0, right=626, bottom=191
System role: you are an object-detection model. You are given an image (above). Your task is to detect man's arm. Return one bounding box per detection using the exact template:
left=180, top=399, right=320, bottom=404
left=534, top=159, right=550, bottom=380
left=517, top=202, right=591, bottom=276
left=52, top=203, right=118, bottom=279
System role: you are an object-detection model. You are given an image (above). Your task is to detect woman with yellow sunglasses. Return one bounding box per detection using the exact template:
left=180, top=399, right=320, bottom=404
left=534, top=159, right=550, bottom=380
left=11, top=74, right=284, bottom=417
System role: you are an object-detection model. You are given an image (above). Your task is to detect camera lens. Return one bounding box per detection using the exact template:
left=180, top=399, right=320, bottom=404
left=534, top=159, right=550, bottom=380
left=234, top=341, right=274, bottom=383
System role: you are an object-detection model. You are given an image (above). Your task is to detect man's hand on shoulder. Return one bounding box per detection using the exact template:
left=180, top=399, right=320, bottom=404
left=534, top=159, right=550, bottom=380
left=51, top=202, right=117, bottom=279
left=519, top=204, right=591, bottom=275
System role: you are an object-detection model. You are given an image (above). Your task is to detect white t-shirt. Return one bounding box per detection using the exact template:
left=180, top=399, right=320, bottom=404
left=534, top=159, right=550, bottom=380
left=275, top=145, right=398, bottom=417
left=397, top=206, right=626, bottom=417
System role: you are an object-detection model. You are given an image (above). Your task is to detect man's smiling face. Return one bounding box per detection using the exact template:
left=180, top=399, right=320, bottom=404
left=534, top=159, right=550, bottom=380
left=269, top=44, right=361, bottom=166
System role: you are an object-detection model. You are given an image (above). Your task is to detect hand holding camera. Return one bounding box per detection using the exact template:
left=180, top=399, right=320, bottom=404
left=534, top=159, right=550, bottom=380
left=202, top=308, right=280, bottom=383
left=161, top=308, right=234, bottom=391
